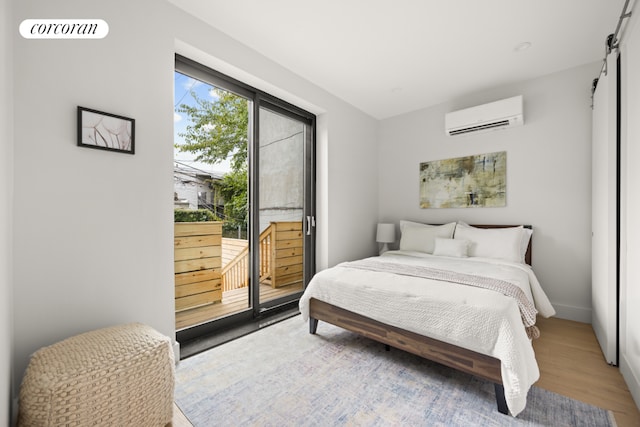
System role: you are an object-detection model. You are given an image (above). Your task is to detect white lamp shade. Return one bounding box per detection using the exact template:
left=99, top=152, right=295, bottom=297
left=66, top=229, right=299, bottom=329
left=376, top=223, right=396, bottom=243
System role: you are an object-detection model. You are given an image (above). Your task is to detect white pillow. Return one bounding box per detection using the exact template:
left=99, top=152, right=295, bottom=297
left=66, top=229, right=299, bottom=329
left=433, top=238, right=469, bottom=258
left=399, top=221, right=456, bottom=254
left=454, top=223, right=524, bottom=263
left=520, top=227, right=533, bottom=263
left=399, top=220, right=456, bottom=235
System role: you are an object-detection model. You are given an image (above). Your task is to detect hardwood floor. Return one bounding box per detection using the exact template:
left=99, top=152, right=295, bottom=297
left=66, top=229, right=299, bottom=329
left=170, top=316, right=640, bottom=426
left=169, top=404, right=192, bottom=427
left=175, top=282, right=303, bottom=330
left=533, top=316, right=640, bottom=427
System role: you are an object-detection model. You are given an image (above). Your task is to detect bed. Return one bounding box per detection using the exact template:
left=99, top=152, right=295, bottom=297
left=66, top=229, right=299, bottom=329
left=298, top=222, right=556, bottom=417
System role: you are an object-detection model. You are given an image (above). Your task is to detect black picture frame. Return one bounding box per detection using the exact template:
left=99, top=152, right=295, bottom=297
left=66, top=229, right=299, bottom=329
left=77, top=106, right=135, bottom=154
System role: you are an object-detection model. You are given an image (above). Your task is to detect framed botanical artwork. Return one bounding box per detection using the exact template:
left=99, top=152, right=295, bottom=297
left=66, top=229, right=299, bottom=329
left=419, top=151, right=506, bottom=208
left=77, top=106, right=135, bottom=154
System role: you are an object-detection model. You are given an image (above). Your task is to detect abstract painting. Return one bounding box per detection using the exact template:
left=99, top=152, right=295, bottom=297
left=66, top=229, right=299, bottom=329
left=419, top=151, right=506, bottom=208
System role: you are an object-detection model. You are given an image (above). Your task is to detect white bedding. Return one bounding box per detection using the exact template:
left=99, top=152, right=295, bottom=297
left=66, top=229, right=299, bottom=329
left=298, top=250, right=556, bottom=417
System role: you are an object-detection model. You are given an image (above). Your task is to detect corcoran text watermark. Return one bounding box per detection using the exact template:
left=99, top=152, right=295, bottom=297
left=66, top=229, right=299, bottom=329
left=19, top=19, right=109, bottom=39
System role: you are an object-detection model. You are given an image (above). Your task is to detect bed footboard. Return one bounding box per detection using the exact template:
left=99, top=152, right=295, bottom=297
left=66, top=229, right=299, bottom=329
left=308, top=298, right=508, bottom=415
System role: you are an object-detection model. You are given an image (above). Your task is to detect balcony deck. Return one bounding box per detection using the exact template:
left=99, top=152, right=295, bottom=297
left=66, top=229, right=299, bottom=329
left=176, top=281, right=303, bottom=330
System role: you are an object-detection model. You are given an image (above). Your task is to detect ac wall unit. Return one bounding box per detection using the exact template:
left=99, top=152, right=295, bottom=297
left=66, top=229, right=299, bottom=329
left=445, top=95, right=524, bottom=136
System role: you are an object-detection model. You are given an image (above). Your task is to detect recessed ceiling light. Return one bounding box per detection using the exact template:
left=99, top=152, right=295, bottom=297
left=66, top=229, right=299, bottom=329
left=514, top=42, right=532, bottom=52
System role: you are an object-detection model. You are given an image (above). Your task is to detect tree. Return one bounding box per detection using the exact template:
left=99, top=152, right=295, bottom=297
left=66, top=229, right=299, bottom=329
left=176, top=88, right=248, bottom=170
left=217, top=167, right=248, bottom=238
left=177, top=87, right=249, bottom=236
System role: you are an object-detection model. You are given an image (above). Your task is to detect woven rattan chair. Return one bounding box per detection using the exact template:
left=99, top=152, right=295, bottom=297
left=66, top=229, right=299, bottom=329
left=17, top=323, right=175, bottom=427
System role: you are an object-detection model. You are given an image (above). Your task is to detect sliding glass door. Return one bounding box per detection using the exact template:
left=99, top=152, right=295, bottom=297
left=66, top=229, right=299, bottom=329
left=174, top=55, right=315, bottom=339
left=256, top=104, right=313, bottom=310
left=173, top=70, right=251, bottom=331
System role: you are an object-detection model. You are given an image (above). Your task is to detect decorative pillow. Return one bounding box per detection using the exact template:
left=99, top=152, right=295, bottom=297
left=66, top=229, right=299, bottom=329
left=399, top=221, right=456, bottom=254
left=454, top=223, right=524, bottom=263
left=433, top=237, right=469, bottom=258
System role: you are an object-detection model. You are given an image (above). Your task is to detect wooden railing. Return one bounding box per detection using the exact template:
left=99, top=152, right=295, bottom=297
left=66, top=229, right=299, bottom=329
left=175, top=221, right=303, bottom=312
left=259, top=226, right=272, bottom=283
left=220, top=221, right=303, bottom=292
left=220, top=226, right=272, bottom=292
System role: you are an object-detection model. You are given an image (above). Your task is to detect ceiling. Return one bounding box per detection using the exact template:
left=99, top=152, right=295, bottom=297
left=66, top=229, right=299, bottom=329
left=168, top=0, right=628, bottom=119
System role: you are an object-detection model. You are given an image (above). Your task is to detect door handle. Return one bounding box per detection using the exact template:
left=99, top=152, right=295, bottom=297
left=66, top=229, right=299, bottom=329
left=306, top=216, right=315, bottom=236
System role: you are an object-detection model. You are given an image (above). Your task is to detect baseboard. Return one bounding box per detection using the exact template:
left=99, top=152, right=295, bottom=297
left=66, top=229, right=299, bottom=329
left=620, top=353, right=640, bottom=411
left=173, top=341, right=180, bottom=366
left=551, top=303, right=592, bottom=323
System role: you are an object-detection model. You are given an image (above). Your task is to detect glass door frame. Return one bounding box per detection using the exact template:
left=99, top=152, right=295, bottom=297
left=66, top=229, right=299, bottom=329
left=175, top=55, right=316, bottom=343
left=251, top=97, right=316, bottom=317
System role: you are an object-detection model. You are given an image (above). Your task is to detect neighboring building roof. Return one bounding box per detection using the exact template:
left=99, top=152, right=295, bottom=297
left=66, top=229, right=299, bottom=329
left=174, top=161, right=224, bottom=182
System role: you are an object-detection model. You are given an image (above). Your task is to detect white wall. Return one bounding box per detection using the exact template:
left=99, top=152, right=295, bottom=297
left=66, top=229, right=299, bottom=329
left=378, top=62, right=600, bottom=322
left=13, top=0, right=177, bottom=390
left=620, top=9, right=640, bottom=409
left=323, top=108, right=379, bottom=266
left=11, top=0, right=378, bottom=400
left=1, top=0, right=14, bottom=423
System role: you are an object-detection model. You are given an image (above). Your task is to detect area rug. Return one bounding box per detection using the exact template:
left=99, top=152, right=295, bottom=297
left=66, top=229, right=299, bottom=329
left=174, top=315, right=616, bottom=427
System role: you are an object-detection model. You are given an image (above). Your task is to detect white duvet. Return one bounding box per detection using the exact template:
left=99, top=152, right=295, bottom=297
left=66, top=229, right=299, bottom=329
left=299, top=250, right=556, bottom=417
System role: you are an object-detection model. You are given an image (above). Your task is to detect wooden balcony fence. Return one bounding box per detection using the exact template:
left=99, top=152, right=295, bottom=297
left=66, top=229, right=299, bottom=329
left=174, top=221, right=303, bottom=313
left=174, top=222, right=222, bottom=312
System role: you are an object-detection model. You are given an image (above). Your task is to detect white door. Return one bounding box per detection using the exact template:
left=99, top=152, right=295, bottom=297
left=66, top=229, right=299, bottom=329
left=591, top=51, right=619, bottom=365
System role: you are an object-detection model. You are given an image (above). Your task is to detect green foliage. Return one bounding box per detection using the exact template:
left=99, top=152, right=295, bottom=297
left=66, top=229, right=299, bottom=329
left=176, top=85, right=249, bottom=236
left=218, top=166, right=248, bottom=236
left=174, top=209, right=218, bottom=223
left=176, top=88, right=248, bottom=171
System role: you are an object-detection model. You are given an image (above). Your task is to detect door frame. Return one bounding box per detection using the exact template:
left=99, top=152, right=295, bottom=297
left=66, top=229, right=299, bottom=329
left=175, top=55, right=316, bottom=343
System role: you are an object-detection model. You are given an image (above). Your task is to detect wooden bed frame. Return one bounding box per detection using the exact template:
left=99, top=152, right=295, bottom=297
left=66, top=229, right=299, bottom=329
left=307, top=224, right=533, bottom=416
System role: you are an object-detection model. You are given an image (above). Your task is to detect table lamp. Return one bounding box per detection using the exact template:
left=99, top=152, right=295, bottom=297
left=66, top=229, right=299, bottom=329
left=376, top=223, right=396, bottom=255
